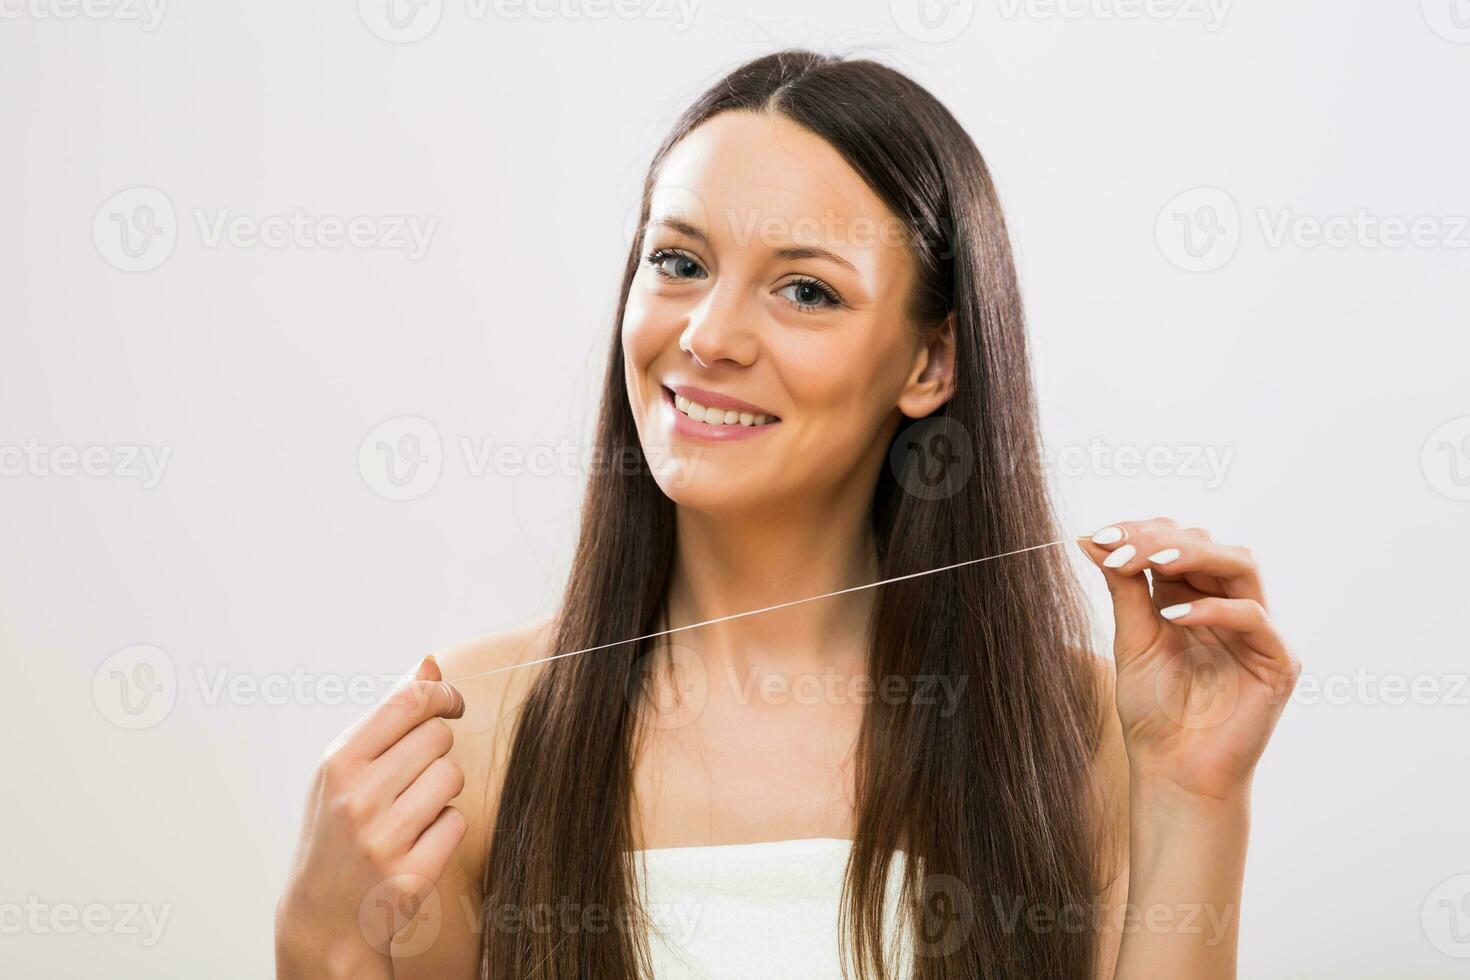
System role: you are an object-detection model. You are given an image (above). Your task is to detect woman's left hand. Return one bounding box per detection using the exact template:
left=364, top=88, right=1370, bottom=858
left=1078, top=518, right=1302, bottom=806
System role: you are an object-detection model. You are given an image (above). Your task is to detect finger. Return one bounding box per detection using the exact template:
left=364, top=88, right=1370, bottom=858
left=1075, top=536, right=1160, bottom=653
left=1083, top=516, right=1180, bottom=553
left=386, top=756, right=465, bottom=852
left=338, top=657, right=466, bottom=762
left=1156, top=597, right=1291, bottom=667
left=405, top=806, right=468, bottom=885
left=367, top=716, right=455, bottom=801
left=1143, top=541, right=1265, bottom=607
left=1086, top=524, right=1266, bottom=606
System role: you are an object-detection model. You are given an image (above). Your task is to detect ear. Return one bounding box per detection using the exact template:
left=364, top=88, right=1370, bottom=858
left=896, top=313, right=957, bottom=419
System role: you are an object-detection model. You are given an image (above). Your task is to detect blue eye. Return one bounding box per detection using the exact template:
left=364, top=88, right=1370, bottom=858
left=646, top=248, right=706, bottom=281
left=777, top=278, right=843, bottom=311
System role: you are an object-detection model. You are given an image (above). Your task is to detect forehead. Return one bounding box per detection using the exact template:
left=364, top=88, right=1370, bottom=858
left=651, top=110, right=905, bottom=254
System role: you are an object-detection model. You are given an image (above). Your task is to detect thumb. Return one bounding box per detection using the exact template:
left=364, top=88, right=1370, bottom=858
left=1074, top=535, right=1160, bottom=654
left=415, top=652, right=444, bottom=682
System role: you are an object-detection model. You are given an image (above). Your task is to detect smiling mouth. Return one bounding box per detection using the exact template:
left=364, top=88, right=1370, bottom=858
left=664, top=387, right=780, bottom=428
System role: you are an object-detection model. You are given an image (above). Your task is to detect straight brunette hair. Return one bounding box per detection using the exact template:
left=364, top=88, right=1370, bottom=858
left=480, top=49, right=1112, bottom=979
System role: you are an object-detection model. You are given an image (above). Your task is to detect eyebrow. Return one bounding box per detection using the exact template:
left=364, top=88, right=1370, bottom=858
left=648, top=216, right=860, bottom=274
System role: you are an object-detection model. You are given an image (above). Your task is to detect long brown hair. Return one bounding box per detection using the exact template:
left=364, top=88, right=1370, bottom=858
left=480, top=49, right=1110, bottom=979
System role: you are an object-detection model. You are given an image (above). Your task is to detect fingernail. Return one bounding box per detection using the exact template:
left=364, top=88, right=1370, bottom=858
left=1091, top=526, right=1125, bottom=545
left=1148, top=548, right=1181, bottom=565
left=1102, top=543, right=1136, bottom=568
left=1160, top=603, right=1192, bottom=620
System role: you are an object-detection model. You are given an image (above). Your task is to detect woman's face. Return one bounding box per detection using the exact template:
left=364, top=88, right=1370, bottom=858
left=622, top=110, right=952, bottom=514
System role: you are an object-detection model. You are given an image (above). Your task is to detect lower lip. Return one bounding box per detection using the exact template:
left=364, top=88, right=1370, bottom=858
left=663, top=387, right=781, bottom=443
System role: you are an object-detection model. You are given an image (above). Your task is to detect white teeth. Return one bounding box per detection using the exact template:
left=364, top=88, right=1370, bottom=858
left=670, top=391, right=776, bottom=427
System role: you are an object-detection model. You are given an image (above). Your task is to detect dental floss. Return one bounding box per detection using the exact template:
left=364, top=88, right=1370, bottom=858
left=445, top=538, right=1070, bottom=683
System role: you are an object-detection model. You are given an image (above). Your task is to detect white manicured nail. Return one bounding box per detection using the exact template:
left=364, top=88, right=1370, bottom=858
left=1148, top=548, right=1181, bottom=565
left=1091, top=526, right=1125, bottom=545
left=1160, top=603, right=1192, bottom=621
left=1102, top=544, right=1136, bottom=568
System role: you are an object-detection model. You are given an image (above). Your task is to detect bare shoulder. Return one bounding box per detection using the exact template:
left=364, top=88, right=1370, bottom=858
left=432, top=618, right=556, bottom=875
left=389, top=619, right=556, bottom=980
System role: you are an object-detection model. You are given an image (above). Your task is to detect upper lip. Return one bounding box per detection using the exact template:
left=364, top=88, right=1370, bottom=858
left=665, top=384, right=779, bottom=419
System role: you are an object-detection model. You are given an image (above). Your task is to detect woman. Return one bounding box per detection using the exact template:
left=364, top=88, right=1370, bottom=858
left=276, top=50, right=1300, bottom=979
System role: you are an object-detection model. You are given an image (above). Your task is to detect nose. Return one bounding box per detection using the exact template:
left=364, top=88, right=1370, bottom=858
left=678, top=282, right=759, bottom=369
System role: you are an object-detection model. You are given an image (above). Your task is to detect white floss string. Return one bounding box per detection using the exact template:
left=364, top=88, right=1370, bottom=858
left=445, top=538, right=1070, bottom=683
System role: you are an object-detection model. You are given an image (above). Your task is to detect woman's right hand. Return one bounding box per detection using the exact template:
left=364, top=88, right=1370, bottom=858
left=275, top=654, right=468, bottom=980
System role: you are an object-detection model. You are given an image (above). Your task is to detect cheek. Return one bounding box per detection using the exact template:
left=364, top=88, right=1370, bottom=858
left=777, top=326, right=908, bottom=422
left=620, top=288, right=678, bottom=379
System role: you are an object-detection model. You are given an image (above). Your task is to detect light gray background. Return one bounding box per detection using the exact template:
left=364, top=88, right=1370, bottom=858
left=2, top=0, right=1468, bottom=976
